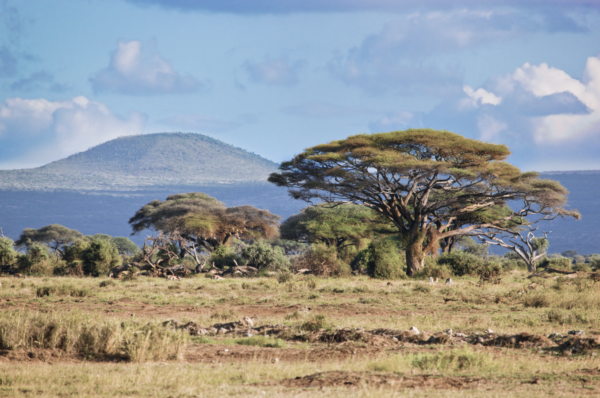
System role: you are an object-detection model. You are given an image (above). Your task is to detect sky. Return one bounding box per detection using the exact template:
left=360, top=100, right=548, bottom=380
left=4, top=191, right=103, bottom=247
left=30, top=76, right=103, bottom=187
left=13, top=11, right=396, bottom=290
left=0, top=0, right=599, bottom=171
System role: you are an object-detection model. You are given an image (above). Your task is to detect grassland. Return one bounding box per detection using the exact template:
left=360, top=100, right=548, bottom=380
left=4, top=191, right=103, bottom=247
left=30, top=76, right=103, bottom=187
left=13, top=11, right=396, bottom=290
left=1, top=272, right=600, bottom=397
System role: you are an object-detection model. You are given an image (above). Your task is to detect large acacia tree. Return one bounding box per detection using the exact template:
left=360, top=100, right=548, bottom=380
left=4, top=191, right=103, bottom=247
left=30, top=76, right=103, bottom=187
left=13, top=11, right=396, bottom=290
left=269, top=129, right=579, bottom=276
left=128, top=193, right=280, bottom=254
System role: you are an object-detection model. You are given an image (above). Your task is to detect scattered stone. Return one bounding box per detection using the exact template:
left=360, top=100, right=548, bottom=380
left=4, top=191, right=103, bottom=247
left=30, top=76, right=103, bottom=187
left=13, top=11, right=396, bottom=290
left=485, top=329, right=494, bottom=334
left=454, top=332, right=467, bottom=338
left=408, top=326, right=420, bottom=335
left=241, top=316, right=254, bottom=327
left=568, top=330, right=584, bottom=336
left=475, top=337, right=484, bottom=345
left=445, top=329, right=453, bottom=335
left=549, top=333, right=563, bottom=339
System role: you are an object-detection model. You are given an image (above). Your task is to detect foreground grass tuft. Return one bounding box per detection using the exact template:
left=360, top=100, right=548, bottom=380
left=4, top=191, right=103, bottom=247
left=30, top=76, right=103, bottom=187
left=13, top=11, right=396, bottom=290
left=0, top=310, right=187, bottom=362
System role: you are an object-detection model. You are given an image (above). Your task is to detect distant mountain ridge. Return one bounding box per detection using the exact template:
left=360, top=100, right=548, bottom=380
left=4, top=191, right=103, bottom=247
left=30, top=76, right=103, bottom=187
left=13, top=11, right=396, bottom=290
left=0, top=133, right=279, bottom=191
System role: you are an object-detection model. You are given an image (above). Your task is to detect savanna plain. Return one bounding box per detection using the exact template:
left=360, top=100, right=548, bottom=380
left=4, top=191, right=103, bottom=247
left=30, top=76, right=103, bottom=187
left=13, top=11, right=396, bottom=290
left=1, top=272, right=600, bottom=397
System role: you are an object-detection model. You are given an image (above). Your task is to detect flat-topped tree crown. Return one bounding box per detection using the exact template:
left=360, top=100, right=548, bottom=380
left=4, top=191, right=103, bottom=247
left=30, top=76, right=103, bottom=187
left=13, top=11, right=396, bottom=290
left=129, top=192, right=280, bottom=254
left=269, top=129, right=579, bottom=276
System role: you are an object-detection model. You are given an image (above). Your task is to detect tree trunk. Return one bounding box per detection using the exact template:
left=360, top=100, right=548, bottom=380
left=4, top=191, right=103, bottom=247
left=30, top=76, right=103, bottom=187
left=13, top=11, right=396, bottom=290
left=405, top=239, right=425, bottom=277
left=527, top=259, right=536, bottom=273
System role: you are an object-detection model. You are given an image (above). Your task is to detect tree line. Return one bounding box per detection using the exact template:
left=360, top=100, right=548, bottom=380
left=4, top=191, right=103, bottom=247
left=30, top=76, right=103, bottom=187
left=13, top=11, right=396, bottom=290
left=0, top=129, right=586, bottom=279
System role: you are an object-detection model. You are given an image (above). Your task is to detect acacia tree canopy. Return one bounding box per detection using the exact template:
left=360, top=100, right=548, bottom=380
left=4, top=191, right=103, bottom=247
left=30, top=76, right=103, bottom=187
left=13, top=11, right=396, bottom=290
left=15, top=224, right=84, bottom=258
left=280, top=203, right=395, bottom=249
left=269, top=129, right=580, bottom=276
left=128, top=192, right=281, bottom=253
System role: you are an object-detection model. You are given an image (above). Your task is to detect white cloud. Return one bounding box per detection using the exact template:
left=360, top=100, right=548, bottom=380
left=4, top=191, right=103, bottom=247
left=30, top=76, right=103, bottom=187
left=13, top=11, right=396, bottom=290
left=0, top=96, right=146, bottom=168
left=90, top=40, right=205, bottom=95
left=462, top=85, right=502, bottom=108
left=512, top=58, right=600, bottom=143
left=244, top=57, right=305, bottom=86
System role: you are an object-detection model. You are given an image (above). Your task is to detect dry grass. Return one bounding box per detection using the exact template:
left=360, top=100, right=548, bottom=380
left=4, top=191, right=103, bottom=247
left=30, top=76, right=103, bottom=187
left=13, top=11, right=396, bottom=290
left=0, top=310, right=187, bottom=362
left=2, top=272, right=600, bottom=396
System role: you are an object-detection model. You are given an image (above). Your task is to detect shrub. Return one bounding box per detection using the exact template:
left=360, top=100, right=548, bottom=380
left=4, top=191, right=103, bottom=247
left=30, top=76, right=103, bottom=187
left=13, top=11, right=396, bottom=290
left=477, top=260, right=502, bottom=279
left=82, top=240, right=121, bottom=277
left=99, top=280, right=116, bottom=288
left=208, top=245, right=244, bottom=269
left=277, top=272, right=294, bottom=284
left=17, top=242, right=53, bottom=276
left=522, top=293, right=551, bottom=308
left=366, top=238, right=405, bottom=280
left=411, top=348, right=494, bottom=372
left=241, top=241, right=290, bottom=271
left=0, top=237, right=17, bottom=266
left=294, top=244, right=349, bottom=276
left=539, top=257, right=571, bottom=270
left=350, top=247, right=371, bottom=273
left=572, top=263, right=592, bottom=272
left=413, top=257, right=452, bottom=280
left=438, top=250, right=484, bottom=277
left=62, top=239, right=90, bottom=263
left=36, top=283, right=89, bottom=297
left=301, top=314, right=328, bottom=332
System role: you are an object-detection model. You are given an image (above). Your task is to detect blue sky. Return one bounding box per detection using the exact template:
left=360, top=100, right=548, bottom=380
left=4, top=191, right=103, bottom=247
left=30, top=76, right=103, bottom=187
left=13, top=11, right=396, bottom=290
left=0, top=0, right=599, bottom=171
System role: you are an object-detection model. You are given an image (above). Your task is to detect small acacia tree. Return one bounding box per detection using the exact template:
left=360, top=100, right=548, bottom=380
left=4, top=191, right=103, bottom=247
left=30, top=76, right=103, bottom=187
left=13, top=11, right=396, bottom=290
left=269, top=129, right=579, bottom=276
left=128, top=193, right=281, bottom=255
left=281, top=203, right=395, bottom=250
left=481, top=227, right=550, bottom=272
left=15, top=224, right=84, bottom=259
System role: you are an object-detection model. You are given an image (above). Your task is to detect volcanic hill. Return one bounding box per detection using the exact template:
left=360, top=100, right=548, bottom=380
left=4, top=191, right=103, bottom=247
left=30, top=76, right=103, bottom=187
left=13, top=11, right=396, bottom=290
left=0, top=133, right=279, bottom=191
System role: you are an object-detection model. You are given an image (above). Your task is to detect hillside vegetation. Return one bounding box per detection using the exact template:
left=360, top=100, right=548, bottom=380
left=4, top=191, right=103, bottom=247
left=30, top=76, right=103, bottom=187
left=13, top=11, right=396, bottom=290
left=0, top=133, right=278, bottom=191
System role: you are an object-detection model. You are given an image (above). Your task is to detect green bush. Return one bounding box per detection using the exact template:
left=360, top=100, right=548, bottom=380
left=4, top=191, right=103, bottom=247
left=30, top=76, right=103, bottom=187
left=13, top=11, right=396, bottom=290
left=241, top=241, right=290, bottom=271
left=539, top=257, right=572, bottom=270
left=62, top=239, right=90, bottom=263
left=0, top=237, right=17, bottom=266
left=350, top=247, right=371, bottom=273
left=477, top=260, right=502, bottom=279
left=209, top=245, right=244, bottom=269
left=438, top=250, right=484, bottom=277
left=366, top=238, right=405, bottom=280
left=82, top=240, right=121, bottom=277
left=413, top=256, right=451, bottom=280
left=17, top=242, right=54, bottom=275
left=294, top=244, right=349, bottom=276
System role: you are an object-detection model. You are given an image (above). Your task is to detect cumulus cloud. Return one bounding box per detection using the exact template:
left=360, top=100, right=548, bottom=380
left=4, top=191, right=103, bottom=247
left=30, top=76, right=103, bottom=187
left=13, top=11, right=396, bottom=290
left=281, top=102, right=371, bottom=118
left=329, top=9, right=588, bottom=96
left=125, top=0, right=599, bottom=14
left=90, top=40, right=205, bottom=95
left=476, top=58, right=600, bottom=144
left=0, top=96, right=146, bottom=169
left=244, top=57, right=305, bottom=86
left=368, top=55, right=600, bottom=170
